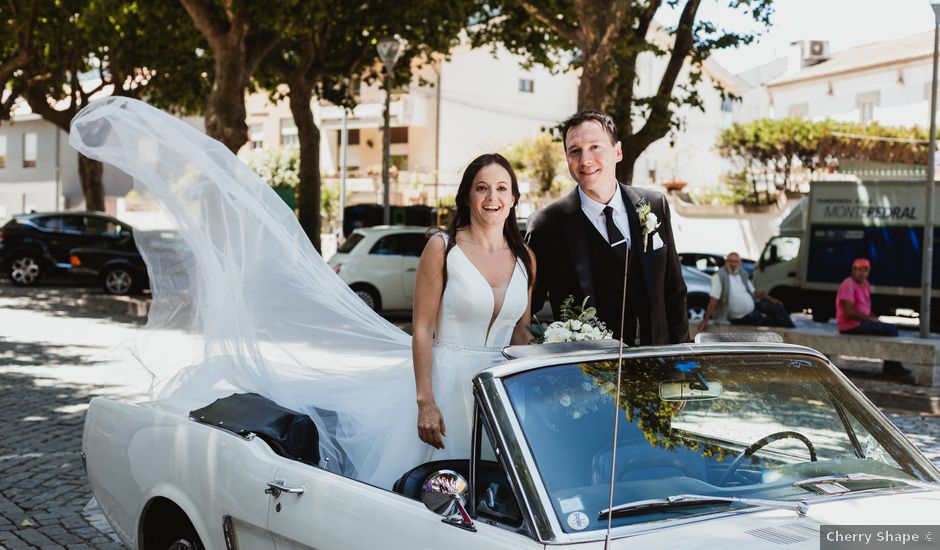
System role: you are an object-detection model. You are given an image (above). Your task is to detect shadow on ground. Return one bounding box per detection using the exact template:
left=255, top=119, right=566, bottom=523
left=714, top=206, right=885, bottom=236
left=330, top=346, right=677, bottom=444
left=0, top=337, right=107, bottom=368
left=0, top=281, right=147, bottom=326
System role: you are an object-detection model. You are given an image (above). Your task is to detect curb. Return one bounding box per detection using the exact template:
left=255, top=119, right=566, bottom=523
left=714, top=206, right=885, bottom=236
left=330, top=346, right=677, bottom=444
left=79, top=293, right=151, bottom=318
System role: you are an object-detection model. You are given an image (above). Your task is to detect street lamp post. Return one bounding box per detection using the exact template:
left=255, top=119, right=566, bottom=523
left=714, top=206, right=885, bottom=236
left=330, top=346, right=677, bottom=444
left=921, top=0, right=940, bottom=338
left=377, top=37, right=404, bottom=226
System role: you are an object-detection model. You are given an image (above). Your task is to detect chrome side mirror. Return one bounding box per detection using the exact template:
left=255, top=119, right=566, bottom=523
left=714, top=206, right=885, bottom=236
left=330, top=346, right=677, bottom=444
left=421, top=470, right=476, bottom=532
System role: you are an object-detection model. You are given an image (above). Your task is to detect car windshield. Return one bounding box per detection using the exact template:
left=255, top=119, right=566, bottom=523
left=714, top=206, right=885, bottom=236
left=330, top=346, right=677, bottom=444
left=502, top=353, right=940, bottom=532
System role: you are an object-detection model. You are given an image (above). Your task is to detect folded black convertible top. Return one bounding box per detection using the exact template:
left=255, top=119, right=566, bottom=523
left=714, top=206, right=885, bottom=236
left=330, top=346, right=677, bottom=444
left=190, top=393, right=320, bottom=466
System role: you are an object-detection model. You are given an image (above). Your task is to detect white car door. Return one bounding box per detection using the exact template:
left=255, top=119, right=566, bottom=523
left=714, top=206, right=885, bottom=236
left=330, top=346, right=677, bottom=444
left=264, top=462, right=543, bottom=550
left=364, top=235, right=407, bottom=310
left=400, top=233, right=426, bottom=303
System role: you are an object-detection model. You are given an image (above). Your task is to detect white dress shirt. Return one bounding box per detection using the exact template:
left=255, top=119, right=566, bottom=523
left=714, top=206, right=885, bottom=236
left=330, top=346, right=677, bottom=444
left=578, top=186, right=631, bottom=250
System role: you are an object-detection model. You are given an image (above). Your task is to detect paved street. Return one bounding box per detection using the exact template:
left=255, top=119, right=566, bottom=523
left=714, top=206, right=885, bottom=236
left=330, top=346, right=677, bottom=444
left=0, top=284, right=147, bottom=549
left=0, top=284, right=938, bottom=549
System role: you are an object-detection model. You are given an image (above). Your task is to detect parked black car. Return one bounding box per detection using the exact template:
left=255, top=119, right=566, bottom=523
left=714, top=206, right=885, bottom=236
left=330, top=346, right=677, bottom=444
left=342, top=204, right=438, bottom=237
left=0, top=212, right=134, bottom=286
left=69, top=243, right=148, bottom=295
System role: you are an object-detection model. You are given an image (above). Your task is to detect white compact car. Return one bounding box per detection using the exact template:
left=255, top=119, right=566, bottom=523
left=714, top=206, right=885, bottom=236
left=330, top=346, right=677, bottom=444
left=83, top=339, right=940, bottom=549
left=327, top=226, right=429, bottom=312
left=329, top=226, right=713, bottom=320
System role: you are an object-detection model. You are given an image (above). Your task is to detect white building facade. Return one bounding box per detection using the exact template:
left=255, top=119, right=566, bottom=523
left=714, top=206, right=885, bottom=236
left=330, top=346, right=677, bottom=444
left=243, top=40, right=581, bottom=209
left=766, top=31, right=935, bottom=127
left=0, top=103, right=134, bottom=219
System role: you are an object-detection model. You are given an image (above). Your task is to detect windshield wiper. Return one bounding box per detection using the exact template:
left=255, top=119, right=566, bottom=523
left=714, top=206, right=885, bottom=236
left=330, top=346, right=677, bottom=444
left=599, top=494, right=808, bottom=519
left=794, top=473, right=940, bottom=494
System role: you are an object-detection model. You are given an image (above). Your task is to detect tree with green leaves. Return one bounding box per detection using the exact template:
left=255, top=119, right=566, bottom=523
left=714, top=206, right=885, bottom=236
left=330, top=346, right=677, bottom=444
left=1, top=0, right=208, bottom=211
left=717, top=117, right=930, bottom=202
left=470, top=0, right=774, bottom=184
left=0, top=0, right=37, bottom=121
left=503, top=131, right=567, bottom=194
left=254, top=0, right=473, bottom=250
left=179, top=0, right=297, bottom=152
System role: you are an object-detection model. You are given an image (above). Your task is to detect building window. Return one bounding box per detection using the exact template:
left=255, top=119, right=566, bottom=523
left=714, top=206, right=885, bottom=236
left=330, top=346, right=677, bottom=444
left=518, top=78, right=535, bottom=93
left=249, top=123, right=264, bottom=150
left=280, top=118, right=299, bottom=146
left=856, top=91, right=880, bottom=123
left=23, top=132, right=37, bottom=168
left=0, top=136, right=6, bottom=169
left=720, top=98, right=734, bottom=113
left=788, top=103, right=809, bottom=118
left=390, top=127, right=408, bottom=144
left=336, top=128, right=360, bottom=147
left=390, top=154, right=409, bottom=171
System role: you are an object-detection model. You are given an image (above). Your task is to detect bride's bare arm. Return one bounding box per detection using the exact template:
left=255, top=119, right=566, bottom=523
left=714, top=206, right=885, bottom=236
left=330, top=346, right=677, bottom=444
left=511, top=248, right=537, bottom=345
left=412, top=234, right=447, bottom=448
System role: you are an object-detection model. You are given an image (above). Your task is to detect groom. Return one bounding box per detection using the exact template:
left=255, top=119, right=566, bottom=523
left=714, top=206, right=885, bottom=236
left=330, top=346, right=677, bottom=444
left=526, top=111, right=689, bottom=345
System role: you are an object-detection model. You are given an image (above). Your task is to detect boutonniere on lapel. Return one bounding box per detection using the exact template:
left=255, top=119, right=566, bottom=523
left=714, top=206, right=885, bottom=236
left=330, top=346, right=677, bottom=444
left=636, top=200, right=661, bottom=253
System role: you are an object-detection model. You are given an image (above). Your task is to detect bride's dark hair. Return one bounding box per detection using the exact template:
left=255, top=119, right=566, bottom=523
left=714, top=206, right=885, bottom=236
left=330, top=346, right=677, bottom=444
left=441, top=153, right=533, bottom=288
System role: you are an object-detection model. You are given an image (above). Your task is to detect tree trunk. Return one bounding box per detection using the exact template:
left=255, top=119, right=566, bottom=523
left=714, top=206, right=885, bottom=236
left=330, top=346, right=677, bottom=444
left=577, top=55, right=611, bottom=111
left=78, top=153, right=105, bottom=212
left=287, top=79, right=322, bottom=252
left=205, top=49, right=250, bottom=153
left=617, top=141, right=641, bottom=186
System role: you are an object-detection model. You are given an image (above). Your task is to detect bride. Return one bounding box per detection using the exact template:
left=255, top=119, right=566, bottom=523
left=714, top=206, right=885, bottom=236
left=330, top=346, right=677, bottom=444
left=412, top=153, right=534, bottom=457
left=68, top=97, right=534, bottom=489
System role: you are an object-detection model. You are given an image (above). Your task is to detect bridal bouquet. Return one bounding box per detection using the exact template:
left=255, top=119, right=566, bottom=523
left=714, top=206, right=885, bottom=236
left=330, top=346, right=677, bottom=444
left=528, top=295, right=613, bottom=344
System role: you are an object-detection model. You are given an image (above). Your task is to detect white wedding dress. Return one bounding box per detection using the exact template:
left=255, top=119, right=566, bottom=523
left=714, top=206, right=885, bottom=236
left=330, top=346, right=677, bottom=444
left=67, top=97, right=529, bottom=490
left=429, top=237, right=529, bottom=461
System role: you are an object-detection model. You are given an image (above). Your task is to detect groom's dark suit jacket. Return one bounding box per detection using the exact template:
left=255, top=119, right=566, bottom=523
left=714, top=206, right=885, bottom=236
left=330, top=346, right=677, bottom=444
left=526, top=183, right=689, bottom=345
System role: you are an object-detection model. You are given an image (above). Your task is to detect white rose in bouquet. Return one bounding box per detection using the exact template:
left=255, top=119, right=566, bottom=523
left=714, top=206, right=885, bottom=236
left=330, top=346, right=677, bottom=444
left=527, top=295, right=613, bottom=344
left=543, top=324, right=572, bottom=343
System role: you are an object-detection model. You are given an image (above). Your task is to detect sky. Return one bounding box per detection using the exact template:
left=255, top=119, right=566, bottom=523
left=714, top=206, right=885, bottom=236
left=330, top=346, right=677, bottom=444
left=660, top=0, right=938, bottom=74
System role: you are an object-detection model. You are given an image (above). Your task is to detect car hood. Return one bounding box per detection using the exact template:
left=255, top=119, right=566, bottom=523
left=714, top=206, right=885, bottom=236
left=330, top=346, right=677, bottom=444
left=607, top=490, right=940, bottom=549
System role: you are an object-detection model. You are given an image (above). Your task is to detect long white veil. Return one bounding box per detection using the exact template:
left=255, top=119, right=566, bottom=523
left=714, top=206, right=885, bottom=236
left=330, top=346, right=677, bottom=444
left=69, top=97, right=423, bottom=486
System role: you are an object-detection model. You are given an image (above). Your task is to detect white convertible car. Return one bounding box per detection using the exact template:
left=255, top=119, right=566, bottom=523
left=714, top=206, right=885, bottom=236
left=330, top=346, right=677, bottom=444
left=83, top=340, right=940, bottom=549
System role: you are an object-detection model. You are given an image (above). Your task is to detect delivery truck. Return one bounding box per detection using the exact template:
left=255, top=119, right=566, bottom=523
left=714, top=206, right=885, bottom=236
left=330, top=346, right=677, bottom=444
left=754, top=178, right=940, bottom=327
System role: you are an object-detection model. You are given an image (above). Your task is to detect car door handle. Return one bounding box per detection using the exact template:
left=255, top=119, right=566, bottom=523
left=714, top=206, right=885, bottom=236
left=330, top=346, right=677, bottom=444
left=787, top=272, right=796, bottom=277
left=405, top=267, right=417, bottom=272
left=265, top=480, right=305, bottom=497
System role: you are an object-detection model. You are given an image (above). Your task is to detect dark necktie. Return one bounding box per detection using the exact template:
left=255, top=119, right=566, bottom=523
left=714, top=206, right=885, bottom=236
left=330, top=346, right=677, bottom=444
left=603, top=206, right=627, bottom=259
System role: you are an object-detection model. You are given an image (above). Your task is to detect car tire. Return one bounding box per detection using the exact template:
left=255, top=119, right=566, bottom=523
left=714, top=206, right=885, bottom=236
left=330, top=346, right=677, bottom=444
left=160, top=525, right=205, bottom=550
left=102, top=266, right=135, bottom=295
left=351, top=284, right=381, bottom=311
left=687, top=294, right=708, bottom=321
left=144, top=503, right=205, bottom=550
left=8, top=252, right=43, bottom=286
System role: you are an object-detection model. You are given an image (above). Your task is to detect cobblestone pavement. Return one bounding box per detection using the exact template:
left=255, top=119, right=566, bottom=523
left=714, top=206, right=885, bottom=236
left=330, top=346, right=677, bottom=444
left=0, top=283, right=147, bottom=549
left=0, top=284, right=939, bottom=549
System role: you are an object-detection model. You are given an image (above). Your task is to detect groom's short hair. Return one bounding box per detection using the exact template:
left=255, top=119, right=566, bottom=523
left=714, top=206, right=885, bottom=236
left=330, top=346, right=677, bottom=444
left=562, top=111, right=619, bottom=150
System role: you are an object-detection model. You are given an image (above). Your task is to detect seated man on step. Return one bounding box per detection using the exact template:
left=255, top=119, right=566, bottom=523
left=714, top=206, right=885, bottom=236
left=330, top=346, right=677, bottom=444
left=698, top=252, right=794, bottom=331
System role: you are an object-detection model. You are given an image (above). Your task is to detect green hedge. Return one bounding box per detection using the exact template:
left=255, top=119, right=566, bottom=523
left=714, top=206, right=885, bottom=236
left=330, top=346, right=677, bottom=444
left=716, top=118, right=930, bottom=203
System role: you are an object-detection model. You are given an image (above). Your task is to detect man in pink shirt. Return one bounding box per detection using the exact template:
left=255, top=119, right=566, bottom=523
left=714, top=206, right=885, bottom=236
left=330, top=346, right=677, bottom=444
left=835, top=258, right=898, bottom=336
